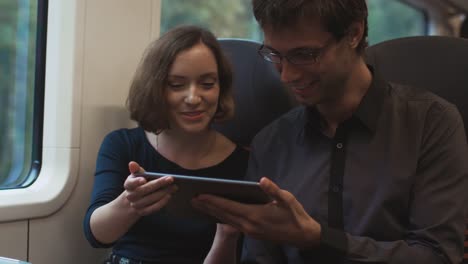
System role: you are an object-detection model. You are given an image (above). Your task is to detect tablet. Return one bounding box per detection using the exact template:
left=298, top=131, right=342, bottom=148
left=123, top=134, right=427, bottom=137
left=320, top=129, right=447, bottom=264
left=134, top=172, right=271, bottom=222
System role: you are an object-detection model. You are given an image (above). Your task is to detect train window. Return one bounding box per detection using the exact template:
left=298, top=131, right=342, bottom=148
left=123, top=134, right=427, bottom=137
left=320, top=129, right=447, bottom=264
left=368, top=0, right=427, bottom=44
left=0, top=0, right=46, bottom=189
left=160, top=0, right=262, bottom=40
left=161, top=0, right=426, bottom=45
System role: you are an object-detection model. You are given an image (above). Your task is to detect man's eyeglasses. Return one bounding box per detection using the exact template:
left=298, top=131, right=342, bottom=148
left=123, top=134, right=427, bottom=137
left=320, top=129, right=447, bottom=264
left=258, top=38, right=335, bottom=65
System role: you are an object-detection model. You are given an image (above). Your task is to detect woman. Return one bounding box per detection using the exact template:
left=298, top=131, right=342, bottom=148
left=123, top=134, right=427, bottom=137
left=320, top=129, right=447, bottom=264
left=83, top=25, right=248, bottom=264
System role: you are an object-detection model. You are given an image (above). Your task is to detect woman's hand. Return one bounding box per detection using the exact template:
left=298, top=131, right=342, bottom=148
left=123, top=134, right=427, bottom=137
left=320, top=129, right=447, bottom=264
left=124, top=161, right=178, bottom=216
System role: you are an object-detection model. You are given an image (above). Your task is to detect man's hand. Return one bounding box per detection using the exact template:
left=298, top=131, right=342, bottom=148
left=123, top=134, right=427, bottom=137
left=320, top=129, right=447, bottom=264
left=192, top=177, right=321, bottom=249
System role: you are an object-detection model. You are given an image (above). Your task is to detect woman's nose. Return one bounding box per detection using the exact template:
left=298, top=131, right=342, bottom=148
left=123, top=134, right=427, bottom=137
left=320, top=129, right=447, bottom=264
left=184, top=85, right=202, bottom=105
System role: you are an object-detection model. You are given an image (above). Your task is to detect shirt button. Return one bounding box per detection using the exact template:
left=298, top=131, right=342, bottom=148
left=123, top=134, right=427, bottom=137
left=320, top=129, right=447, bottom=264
left=336, top=143, right=343, bottom=149
left=331, top=185, right=341, bottom=192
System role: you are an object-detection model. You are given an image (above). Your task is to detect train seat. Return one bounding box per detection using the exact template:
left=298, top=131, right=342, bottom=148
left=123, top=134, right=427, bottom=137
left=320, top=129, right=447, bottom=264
left=366, top=35, right=468, bottom=263
left=214, top=38, right=297, bottom=146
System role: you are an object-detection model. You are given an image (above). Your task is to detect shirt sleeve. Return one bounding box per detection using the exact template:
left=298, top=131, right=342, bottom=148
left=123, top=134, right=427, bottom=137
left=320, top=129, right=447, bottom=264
left=241, top=140, right=287, bottom=263
left=312, top=104, right=468, bottom=264
left=83, top=130, right=131, bottom=248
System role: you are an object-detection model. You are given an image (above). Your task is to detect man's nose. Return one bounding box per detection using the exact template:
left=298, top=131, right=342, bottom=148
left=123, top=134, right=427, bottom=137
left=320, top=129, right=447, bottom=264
left=277, top=60, right=301, bottom=83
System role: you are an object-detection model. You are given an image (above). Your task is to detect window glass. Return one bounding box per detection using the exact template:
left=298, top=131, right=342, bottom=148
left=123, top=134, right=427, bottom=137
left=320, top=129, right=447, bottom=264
left=368, top=0, right=427, bottom=45
left=160, top=0, right=262, bottom=41
left=0, top=0, right=44, bottom=189
left=161, top=0, right=427, bottom=45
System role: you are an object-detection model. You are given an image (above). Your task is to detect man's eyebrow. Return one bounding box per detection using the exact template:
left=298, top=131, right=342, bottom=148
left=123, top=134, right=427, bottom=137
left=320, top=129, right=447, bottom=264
left=262, top=44, right=322, bottom=53
left=262, top=44, right=280, bottom=53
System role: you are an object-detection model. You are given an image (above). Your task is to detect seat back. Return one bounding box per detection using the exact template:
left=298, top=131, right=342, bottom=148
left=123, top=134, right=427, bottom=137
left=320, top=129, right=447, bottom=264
left=214, top=39, right=297, bottom=146
left=365, top=35, right=468, bottom=263
left=365, top=36, right=468, bottom=133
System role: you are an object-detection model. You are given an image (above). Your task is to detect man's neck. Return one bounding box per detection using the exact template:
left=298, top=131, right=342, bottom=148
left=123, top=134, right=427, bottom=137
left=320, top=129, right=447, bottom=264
left=317, top=60, right=372, bottom=137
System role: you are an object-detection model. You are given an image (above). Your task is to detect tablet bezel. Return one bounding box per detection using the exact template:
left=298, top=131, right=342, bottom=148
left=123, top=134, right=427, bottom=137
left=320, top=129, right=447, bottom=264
left=134, top=172, right=271, bottom=222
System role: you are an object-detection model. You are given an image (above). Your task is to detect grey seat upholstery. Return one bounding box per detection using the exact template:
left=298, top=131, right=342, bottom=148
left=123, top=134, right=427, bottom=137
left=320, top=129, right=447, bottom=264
left=365, top=35, right=468, bottom=263
left=215, top=39, right=297, bottom=146
left=365, top=36, right=468, bottom=133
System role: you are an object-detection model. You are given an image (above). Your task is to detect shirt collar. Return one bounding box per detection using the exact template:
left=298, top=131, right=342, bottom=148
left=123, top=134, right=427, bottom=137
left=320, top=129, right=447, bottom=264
left=305, top=66, right=387, bottom=134
left=353, top=67, right=387, bottom=132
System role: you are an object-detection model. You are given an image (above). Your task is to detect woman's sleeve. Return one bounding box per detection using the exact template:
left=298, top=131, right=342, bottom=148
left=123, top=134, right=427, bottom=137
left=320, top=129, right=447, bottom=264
left=83, top=130, right=131, bottom=248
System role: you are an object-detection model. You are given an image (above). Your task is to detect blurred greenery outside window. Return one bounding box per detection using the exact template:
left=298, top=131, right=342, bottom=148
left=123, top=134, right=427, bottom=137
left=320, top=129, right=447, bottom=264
left=160, top=0, right=262, bottom=40
left=368, top=0, right=427, bottom=45
left=160, top=0, right=426, bottom=45
left=0, top=0, right=41, bottom=189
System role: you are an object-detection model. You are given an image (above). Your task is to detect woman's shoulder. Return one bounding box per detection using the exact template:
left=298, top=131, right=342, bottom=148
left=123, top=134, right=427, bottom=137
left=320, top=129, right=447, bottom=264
left=211, top=144, right=249, bottom=180
left=231, top=144, right=250, bottom=159
left=214, top=132, right=249, bottom=166
left=215, top=132, right=247, bottom=154
left=100, top=127, right=147, bottom=151
left=103, top=127, right=144, bottom=142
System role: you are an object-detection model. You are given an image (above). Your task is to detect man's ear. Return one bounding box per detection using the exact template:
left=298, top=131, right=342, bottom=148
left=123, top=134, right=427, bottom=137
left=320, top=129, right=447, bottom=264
left=347, top=21, right=364, bottom=49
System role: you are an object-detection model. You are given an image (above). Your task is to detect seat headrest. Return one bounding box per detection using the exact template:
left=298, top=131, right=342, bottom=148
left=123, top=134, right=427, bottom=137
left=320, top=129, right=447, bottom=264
left=213, top=38, right=297, bottom=146
left=365, top=36, right=468, bottom=136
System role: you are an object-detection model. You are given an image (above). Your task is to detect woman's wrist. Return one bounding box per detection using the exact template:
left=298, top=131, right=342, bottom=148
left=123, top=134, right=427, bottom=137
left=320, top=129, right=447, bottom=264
left=114, top=191, right=141, bottom=220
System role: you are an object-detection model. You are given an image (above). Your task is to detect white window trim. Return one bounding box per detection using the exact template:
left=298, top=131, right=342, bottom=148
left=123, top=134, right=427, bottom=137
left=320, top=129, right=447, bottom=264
left=0, top=0, right=84, bottom=222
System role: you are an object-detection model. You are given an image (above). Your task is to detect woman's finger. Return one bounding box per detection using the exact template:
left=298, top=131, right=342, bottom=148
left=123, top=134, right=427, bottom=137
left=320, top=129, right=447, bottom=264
left=135, top=193, right=174, bottom=216
left=130, top=185, right=178, bottom=209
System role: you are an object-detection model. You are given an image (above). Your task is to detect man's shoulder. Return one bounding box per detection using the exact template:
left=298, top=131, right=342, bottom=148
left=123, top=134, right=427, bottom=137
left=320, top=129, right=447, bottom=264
left=387, top=82, right=462, bottom=129
left=389, top=82, right=453, bottom=108
left=253, top=106, right=305, bottom=142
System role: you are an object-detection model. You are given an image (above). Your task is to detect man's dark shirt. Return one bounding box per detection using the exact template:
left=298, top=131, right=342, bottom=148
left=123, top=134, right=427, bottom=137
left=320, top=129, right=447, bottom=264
left=242, top=74, right=468, bottom=263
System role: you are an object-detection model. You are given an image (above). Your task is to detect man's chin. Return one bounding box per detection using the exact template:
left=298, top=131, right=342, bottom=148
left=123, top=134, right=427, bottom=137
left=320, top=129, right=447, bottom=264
left=294, top=95, right=319, bottom=106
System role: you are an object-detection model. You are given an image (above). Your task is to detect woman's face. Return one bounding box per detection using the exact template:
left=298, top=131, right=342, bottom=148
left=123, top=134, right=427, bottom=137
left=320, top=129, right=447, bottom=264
left=165, top=42, right=220, bottom=134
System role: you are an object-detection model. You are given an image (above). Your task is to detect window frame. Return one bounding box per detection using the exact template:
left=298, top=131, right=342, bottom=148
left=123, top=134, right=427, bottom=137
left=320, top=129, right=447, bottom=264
left=25, top=0, right=48, bottom=187
left=0, top=0, right=46, bottom=189
left=0, top=0, right=83, bottom=221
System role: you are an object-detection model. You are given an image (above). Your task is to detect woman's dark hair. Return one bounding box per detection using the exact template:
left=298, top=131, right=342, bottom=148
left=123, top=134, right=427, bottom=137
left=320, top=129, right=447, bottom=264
left=126, top=25, right=234, bottom=133
left=252, top=0, right=369, bottom=53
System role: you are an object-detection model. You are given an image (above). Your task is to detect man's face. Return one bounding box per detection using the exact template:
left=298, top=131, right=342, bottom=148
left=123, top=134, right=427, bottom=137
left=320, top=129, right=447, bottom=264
left=262, top=18, right=357, bottom=106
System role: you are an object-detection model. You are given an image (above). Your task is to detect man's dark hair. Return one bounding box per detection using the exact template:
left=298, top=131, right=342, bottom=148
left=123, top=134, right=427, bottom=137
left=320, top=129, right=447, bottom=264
left=252, top=0, right=369, bottom=53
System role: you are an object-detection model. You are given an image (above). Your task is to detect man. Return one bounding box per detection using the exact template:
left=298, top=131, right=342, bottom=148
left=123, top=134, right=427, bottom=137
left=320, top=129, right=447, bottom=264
left=192, top=0, right=468, bottom=263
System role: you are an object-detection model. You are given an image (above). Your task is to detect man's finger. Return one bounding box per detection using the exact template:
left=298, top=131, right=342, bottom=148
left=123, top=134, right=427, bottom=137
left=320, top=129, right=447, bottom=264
left=193, top=194, right=253, bottom=218
left=259, top=177, right=282, bottom=199
left=259, top=177, right=296, bottom=206
left=191, top=196, right=246, bottom=230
